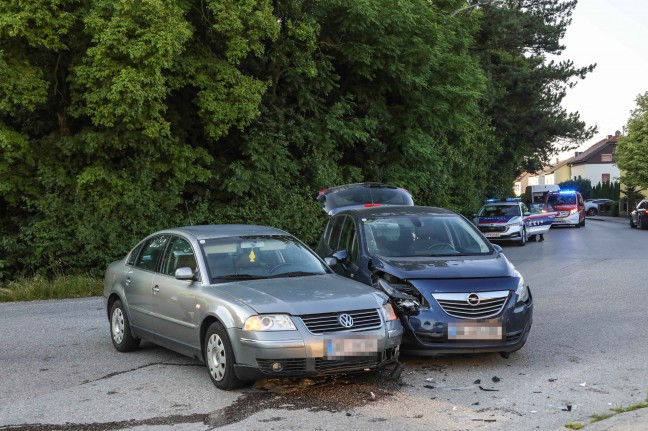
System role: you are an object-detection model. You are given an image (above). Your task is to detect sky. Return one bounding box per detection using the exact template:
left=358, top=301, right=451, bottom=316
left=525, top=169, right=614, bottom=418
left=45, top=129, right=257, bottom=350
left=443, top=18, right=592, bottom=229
left=556, top=0, right=648, bottom=161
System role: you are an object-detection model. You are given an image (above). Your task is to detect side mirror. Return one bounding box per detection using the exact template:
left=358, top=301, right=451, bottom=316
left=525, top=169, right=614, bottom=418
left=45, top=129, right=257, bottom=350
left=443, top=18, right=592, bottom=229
left=331, top=249, right=349, bottom=263
left=324, top=257, right=338, bottom=268
left=492, top=244, right=503, bottom=253
left=175, top=267, right=195, bottom=281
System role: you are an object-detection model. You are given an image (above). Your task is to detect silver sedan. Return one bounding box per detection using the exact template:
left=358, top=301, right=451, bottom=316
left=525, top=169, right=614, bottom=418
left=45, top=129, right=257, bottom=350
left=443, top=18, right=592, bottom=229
left=103, top=225, right=403, bottom=390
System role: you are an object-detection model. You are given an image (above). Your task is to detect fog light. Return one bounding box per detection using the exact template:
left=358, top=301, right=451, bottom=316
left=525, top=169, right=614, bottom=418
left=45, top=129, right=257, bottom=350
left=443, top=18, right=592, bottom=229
left=271, top=362, right=283, bottom=372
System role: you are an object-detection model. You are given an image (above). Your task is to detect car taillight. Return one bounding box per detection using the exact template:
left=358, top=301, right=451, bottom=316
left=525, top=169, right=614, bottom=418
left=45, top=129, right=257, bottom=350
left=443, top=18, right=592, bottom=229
left=364, top=203, right=382, bottom=208
left=644, top=210, right=648, bottom=215
left=318, top=187, right=329, bottom=196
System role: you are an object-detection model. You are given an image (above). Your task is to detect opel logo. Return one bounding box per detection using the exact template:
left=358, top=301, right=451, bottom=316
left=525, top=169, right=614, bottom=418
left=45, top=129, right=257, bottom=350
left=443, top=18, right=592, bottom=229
left=467, top=293, right=481, bottom=306
left=338, top=313, right=354, bottom=328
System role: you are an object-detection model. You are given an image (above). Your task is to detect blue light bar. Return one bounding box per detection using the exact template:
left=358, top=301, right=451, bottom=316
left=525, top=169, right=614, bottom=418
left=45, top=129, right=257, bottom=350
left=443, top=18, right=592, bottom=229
left=485, top=197, right=521, bottom=203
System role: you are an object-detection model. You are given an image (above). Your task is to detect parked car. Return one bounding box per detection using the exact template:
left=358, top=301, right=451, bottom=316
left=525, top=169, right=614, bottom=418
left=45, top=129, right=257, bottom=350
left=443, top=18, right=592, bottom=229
left=104, top=225, right=403, bottom=390
left=630, top=200, right=648, bottom=229
left=585, top=198, right=615, bottom=216
left=547, top=190, right=586, bottom=227
left=317, top=182, right=414, bottom=215
left=316, top=206, right=533, bottom=357
left=473, top=198, right=556, bottom=245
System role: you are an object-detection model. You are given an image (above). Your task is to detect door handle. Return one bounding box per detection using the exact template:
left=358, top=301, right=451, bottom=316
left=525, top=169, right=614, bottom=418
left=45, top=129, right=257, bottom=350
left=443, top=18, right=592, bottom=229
left=125, top=277, right=131, bottom=285
left=152, top=285, right=160, bottom=293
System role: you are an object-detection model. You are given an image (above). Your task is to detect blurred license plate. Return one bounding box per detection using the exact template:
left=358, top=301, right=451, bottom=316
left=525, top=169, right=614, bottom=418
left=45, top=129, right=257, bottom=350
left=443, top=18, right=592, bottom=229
left=324, top=336, right=378, bottom=358
left=448, top=321, right=502, bottom=340
left=484, top=233, right=500, bottom=238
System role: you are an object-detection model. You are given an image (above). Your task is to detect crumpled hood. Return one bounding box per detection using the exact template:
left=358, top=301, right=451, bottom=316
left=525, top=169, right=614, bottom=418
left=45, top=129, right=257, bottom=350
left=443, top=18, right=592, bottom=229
left=373, top=253, right=515, bottom=280
left=211, top=274, right=385, bottom=315
left=475, top=215, right=520, bottom=225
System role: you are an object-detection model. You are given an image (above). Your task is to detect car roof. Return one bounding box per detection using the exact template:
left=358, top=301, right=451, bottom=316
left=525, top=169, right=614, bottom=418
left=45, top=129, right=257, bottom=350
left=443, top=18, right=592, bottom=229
left=161, top=224, right=289, bottom=240
left=335, top=205, right=457, bottom=217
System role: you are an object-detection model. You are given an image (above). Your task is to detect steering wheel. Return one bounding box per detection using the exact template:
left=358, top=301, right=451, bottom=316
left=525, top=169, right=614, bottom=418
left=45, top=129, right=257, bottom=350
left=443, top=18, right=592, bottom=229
left=427, top=242, right=456, bottom=251
left=268, top=262, right=292, bottom=275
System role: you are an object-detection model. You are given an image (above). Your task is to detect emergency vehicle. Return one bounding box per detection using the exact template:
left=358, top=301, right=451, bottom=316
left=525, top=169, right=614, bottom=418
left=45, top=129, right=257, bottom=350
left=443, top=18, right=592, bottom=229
left=546, top=190, right=586, bottom=228
left=474, top=198, right=557, bottom=245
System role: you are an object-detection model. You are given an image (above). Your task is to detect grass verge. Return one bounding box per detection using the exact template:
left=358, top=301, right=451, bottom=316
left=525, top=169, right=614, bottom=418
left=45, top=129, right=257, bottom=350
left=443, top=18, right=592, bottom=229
left=565, top=389, right=648, bottom=429
left=0, top=275, right=103, bottom=302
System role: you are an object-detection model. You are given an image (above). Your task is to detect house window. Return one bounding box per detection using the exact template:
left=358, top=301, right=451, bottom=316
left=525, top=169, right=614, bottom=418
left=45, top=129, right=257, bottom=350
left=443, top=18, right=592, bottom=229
left=601, top=154, right=613, bottom=162
left=602, top=174, right=610, bottom=183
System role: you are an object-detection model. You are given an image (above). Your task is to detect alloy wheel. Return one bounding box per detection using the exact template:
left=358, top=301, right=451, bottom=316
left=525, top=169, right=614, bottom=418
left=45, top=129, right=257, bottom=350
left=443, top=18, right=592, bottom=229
left=111, top=308, right=124, bottom=344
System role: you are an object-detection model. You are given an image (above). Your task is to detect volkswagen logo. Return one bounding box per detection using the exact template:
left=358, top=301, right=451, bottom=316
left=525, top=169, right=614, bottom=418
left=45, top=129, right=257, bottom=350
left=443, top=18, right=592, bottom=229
left=467, top=293, right=481, bottom=306
left=338, top=313, right=354, bottom=328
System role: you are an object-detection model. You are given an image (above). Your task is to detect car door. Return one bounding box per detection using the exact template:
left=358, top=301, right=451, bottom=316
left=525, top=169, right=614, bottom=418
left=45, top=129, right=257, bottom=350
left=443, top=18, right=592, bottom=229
left=333, top=216, right=362, bottom=281
left=316, top=214, right=345, bottom=258
left=126, top=234, right=170, bottom=338
left=636, top=201, right=647, bottom=226
left=151, top=235, right=201, bottom=353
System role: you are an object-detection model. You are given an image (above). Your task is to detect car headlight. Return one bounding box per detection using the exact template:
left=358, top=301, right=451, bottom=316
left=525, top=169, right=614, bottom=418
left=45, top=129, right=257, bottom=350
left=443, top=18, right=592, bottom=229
left=243, top=315, right=296, bottom=331
left=381, top=303, right=398, bottom=321
left=515, top=274, right=530, bottom=303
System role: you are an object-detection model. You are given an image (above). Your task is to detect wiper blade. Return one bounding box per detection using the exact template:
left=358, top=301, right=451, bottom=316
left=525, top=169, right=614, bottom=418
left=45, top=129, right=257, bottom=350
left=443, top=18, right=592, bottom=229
left=267, top=271, right=323, bottom=278
left=213, top=274, right=265, bottom=280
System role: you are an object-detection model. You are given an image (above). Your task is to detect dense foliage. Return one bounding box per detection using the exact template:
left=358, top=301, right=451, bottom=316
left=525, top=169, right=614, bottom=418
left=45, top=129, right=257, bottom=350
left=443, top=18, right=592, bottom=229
left=0, top=0, right=595, bottom=278
left=616, top=92, right=648, bottom=190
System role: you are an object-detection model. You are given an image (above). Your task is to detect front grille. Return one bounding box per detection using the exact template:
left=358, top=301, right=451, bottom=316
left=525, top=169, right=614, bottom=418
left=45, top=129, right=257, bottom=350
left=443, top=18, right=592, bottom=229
left=257, top=358, right=307, bottom=375
left=479, top=226, right=507, bottom=232
left=300, top=309, right=382, bottom=334
left=315, top=358, right=378, bottom=373
left=432, top=291, right=509, bottom=319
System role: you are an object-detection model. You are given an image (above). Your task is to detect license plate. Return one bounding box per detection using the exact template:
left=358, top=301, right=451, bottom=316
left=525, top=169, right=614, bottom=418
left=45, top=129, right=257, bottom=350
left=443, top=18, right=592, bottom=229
left=324, top=336, right=378, bottom=358
left=553, top=219, right=566, bottom=223
left=484, top=232, right=501, bottom=238
left=448, top=321, right=502, bottom=340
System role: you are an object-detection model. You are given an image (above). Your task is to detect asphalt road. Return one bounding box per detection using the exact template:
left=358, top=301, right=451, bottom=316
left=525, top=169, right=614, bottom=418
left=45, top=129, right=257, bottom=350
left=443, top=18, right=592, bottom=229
left=1, top=218, right=647, bottom=431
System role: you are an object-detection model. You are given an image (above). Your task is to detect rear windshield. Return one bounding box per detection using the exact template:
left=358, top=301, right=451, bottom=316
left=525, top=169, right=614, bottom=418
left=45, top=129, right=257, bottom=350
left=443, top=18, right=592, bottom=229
left=548, top=193, right=576, bottom=205
left=320, top=186, right=413, bottom=214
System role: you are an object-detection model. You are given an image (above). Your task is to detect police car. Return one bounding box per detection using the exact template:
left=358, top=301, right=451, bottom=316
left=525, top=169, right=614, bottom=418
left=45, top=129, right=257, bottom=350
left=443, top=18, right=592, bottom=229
left=474, top=198, right=557, bottom=245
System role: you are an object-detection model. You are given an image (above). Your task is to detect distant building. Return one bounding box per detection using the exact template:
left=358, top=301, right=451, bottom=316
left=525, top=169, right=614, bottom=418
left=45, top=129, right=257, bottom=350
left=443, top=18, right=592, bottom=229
left=514, top=132, right=621, bottom=195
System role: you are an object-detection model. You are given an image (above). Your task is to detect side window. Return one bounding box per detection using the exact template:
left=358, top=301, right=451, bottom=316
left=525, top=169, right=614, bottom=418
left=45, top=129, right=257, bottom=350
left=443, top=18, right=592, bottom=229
left=134, top=235, right=169, bottom=272
left=160, top=236, right=197, bottom=276
left=521, top=203, right=529, bottom=214
left=126, top=242, right=144, bottom=266
left=326, top=216, right=345, bottom=251
left=339, top=217, right=359, bottom=263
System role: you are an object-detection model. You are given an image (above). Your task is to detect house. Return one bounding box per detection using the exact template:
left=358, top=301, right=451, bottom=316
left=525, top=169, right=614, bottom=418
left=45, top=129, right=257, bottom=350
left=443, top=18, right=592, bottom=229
left=514, top=132, right=621, bottom=195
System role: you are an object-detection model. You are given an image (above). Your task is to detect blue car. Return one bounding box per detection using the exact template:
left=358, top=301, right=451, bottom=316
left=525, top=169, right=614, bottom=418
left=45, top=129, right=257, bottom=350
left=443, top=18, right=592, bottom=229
left=316, top=206, right=533, bottom=356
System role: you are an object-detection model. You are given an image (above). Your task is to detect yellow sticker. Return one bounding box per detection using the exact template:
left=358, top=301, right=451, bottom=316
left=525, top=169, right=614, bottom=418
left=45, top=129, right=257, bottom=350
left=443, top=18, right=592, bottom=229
left=249, top=249, right=256, bottom=263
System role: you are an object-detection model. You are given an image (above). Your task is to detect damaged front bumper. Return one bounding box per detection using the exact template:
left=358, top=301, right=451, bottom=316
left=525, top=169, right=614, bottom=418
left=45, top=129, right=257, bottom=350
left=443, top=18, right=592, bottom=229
left=399, top=292, right=533, bottom=355
left=230, top=319, right=403, bottom=381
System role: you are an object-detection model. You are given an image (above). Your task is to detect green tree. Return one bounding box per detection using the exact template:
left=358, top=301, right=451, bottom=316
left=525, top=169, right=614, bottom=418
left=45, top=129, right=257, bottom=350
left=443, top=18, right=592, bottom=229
left=472, top=0, right=597, bottom=194
left=616, top=92, right=648, bottom=190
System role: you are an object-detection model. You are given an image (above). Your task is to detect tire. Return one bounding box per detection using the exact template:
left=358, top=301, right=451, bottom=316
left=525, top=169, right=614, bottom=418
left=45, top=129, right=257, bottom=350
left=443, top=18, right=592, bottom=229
left=587, top=208, right=598, bottom=216
left=529, top=235, right=537, bottom=242
left=204, top=322, right=243, bottom=390
left=574, top=221, right=580, bottom=228
left=630, top=218, right=637, bottom=228
left=109, top=300, right=140, bottom=352
left=580, top=217, right=585, bottom=227
left=518, top=227, right=526, bottom=246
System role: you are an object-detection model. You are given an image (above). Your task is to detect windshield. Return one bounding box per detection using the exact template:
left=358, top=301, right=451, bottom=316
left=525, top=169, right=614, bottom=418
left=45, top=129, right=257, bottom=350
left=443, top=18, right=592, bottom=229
left=548, top=193, right=576, bottom=205
left=200, top=235, right=328, bottom=281
left=362, top=215, right=491, bottom=257
left=478, top=204, right=521, bottom=217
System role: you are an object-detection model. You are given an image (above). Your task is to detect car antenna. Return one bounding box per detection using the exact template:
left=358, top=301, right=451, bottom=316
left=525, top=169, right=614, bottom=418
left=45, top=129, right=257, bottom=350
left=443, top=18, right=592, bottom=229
left=184, top=200, right=194, bottom=225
